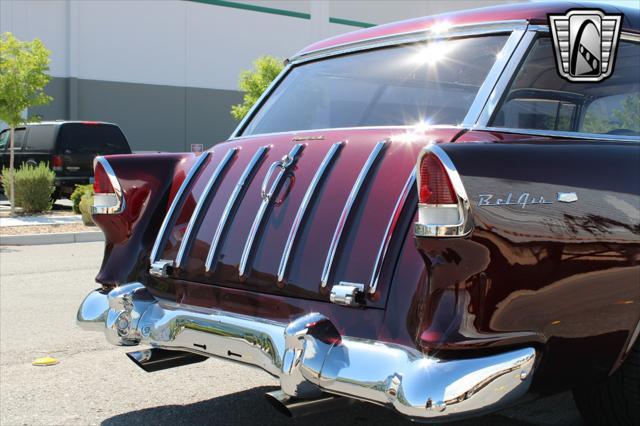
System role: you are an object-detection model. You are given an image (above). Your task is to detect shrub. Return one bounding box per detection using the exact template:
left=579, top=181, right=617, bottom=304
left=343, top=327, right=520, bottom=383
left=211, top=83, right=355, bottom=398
left=231, top=55, right=283, bottom=121
left=78, top=191, right=94, bottom=226
left=1, top=162, right=55, bottom=213
left=71, top=184, right=93, bottom=214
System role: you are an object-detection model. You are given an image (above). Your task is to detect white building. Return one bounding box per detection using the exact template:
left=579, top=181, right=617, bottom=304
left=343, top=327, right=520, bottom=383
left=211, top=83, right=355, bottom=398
left=0, top=0, right=521, bottom=151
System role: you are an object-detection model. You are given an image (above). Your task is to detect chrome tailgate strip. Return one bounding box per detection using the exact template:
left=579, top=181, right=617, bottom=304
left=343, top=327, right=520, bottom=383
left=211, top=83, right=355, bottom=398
left=205, top=146, right=270, bottom=272
left=239, top=144, right=306, bottom=278
left=369, top=169, right=416, bottom=294
left=175, top=147, right=238, bottom=269
left=320, top=140, right=388, bottom=288
left=277, top=142, right=344, bottom=284
left=150, top=151, right=211, bottom=264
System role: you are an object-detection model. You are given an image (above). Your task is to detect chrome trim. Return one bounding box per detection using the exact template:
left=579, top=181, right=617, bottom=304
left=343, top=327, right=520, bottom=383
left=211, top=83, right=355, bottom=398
left=290, top=20, right=528, bottom=65
left=92, top=157, right=125, bottom=214
left=231, top=125, right=458, bottom=142
left=369, top=169, right=416, bottom=295
left=78, top=285, right=537, bottom=421
left=330, top=282, right=365, bottom=306
left=461, top=28, right=527, bottom=127
left=277, top=142, right=344, bottom=284
left=475, top=127, right=640, bottom=143
left=149, top=259, right=174, bottom=278
left=149, top=152, right=211, bottom=263
left=231, top=64, right=292, bottom=139
left=320, top=140, right=388, bottom=288
left=205, top=146, right=270, bottom=272
left=475, top=30, right=537, bottom=128
left=621, top=32, right=640, bottom=43
left=414, top=144, right=473, bottom=237
left=239, top=144, right=305, bottom=278
left=175, top=148, right=238, bottom=269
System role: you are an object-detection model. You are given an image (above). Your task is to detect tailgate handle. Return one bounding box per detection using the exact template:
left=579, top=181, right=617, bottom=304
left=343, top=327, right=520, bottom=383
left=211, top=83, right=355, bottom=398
left=261, top=153, right=296, bottom=201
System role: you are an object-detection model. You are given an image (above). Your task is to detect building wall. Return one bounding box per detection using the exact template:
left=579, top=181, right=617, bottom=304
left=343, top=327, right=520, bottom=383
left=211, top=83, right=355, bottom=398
left=0, top=0, right=522, bottom=151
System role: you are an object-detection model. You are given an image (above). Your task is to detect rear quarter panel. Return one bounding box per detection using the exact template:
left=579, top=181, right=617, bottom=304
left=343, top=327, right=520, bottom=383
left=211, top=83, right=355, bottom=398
left=410, top=134, right=640, bottom=392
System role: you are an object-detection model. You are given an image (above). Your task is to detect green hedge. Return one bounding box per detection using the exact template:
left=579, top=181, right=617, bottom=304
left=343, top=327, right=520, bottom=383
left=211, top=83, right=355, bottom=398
left=70, top=184, right=93, bottom=214
left=1, top=162, right=55, bottom=213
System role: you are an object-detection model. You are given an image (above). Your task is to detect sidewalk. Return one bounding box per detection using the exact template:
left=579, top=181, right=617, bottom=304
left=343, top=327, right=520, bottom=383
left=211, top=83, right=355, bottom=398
left=0, top=197, right=104, bottom=245
left=0, top=213, right=83, bottom=227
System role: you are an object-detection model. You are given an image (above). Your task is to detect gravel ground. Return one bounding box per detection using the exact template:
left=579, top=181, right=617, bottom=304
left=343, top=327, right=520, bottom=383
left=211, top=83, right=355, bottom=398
left=0, top=242, right=584, bottom=426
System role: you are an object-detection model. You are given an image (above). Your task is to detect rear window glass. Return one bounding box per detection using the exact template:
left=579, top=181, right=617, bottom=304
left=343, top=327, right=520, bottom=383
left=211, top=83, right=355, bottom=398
left=25, top=124, right=58, bottom=150
left=57, top=124, right=130, bottom=154
left=241, top=35, right=509, bottom=136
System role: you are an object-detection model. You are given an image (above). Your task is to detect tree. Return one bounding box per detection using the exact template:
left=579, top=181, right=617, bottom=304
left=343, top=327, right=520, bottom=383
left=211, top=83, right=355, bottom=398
left=0, top=32, right=52, bottom=214
left=231, top=55, right=283, bottom=121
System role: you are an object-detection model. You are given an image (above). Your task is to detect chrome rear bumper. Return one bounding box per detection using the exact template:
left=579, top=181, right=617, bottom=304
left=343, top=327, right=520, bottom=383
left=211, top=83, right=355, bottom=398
left=77, top=283, right=536, bottom=421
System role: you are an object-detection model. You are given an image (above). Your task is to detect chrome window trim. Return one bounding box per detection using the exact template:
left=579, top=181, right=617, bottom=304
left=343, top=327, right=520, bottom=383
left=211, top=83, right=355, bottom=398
left=149, top=152, right=211, bottom=263
left=277, top=141, right=344, bottom=284
left=231, top=64, right=292, bottom=139
left=460, top=28, right=527, bottom=127
left=92, top=156, right=126, bottom=215
left=474, top=27, right=640, bottom=142
left=205, top=145, right=270, bottom=273
left=289, top=20, right=529, bottom=65
left=320, top=140, right=388, bottom=288
left=239, top=143, right=305, bottom=278
left=475, top=127, right=640, bottom=142
left=175, top=147, right=238, bottom=269
left=474, top=29, right=537, bottom=128
left=230, top=20, right=528, bottom=140
left=231, top=125, right=461, bottom=142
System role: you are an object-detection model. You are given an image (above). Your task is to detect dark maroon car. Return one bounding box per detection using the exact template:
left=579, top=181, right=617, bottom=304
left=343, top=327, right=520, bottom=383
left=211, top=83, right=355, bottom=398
left=77, top=2, right=640, bottom=423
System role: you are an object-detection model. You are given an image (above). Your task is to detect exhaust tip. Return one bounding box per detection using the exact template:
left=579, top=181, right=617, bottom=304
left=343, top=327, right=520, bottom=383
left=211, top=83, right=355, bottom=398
left=126, top=348, right=208, bottom=373
left=265, top=390, right=353, bottom=418
left=264, top=391, right=294, bottom=417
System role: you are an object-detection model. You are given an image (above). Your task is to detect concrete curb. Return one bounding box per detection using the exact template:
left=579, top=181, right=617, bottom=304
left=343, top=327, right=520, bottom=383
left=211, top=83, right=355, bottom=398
left=0, top=231, right=104, bottom=246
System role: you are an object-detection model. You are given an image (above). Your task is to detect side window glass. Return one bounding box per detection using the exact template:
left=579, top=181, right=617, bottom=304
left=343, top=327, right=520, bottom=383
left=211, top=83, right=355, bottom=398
left=582, top=94, right=640, bottom=135
left=0, top=131, right=8, bottom=150
left=490, top=37, right=640, bottom=137
left=0, top=129, right=27, bottom=150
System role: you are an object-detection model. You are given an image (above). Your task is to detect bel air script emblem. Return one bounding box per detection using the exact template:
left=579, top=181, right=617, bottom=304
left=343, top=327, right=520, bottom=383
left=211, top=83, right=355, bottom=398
left=478, top=192, right=578, bottom=208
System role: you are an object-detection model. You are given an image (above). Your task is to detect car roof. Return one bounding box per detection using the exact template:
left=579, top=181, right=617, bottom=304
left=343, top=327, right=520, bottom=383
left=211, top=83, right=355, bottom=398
left=296, top=1, right=639, bottom=58
left=25, top=121, right=118, bottom=127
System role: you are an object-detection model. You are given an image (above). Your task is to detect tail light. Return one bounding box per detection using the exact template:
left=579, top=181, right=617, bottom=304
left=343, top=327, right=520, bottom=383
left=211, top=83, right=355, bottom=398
left=52, top=155, right=63, bottom=172
left=414, top=145, right=472, bottom=237
left=93, top=157, right=125, bottom=214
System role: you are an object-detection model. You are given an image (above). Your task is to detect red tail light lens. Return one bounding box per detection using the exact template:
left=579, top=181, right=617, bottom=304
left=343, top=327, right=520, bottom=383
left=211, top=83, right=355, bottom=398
left=52, top=155, right=63, bottom=171
left=93, top=161, right=114, bottom=194
left=419, top=153, right=456, bottom=204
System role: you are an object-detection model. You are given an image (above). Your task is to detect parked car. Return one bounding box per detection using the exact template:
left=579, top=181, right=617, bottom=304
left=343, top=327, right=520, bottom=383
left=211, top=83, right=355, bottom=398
left=0, top=121, right=131, bottom=198
left=77, top=2, right=639, bottom=424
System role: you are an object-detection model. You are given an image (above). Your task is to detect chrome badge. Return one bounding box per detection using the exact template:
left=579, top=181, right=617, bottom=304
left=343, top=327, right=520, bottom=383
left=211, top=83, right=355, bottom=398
left=549, top=9, right=622, bottom=82
left=478, top=192, right=578, bottom=208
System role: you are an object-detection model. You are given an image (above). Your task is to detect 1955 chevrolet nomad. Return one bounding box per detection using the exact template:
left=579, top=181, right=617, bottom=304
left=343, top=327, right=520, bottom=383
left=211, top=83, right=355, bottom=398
left=77, top=2, right=640, bottom=424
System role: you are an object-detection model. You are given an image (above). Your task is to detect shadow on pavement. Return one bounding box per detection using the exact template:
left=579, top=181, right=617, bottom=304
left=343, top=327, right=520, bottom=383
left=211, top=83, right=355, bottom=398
left=101, top=386, right=532, bottom=426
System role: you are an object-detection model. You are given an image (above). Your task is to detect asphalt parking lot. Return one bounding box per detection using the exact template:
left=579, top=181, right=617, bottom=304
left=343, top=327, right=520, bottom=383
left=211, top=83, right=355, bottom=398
left=0, top=242, right=584, bottom=426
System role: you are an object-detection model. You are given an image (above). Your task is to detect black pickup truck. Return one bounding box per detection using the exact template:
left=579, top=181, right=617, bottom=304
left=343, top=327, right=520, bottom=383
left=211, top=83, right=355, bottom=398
left=0, top=121, right=131, bottom=198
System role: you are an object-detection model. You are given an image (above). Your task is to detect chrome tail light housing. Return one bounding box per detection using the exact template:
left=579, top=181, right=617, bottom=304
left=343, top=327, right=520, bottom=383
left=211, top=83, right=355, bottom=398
left=92, top=156, right=125, bottom=214
left=414, top=144, right=473, bottom=237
